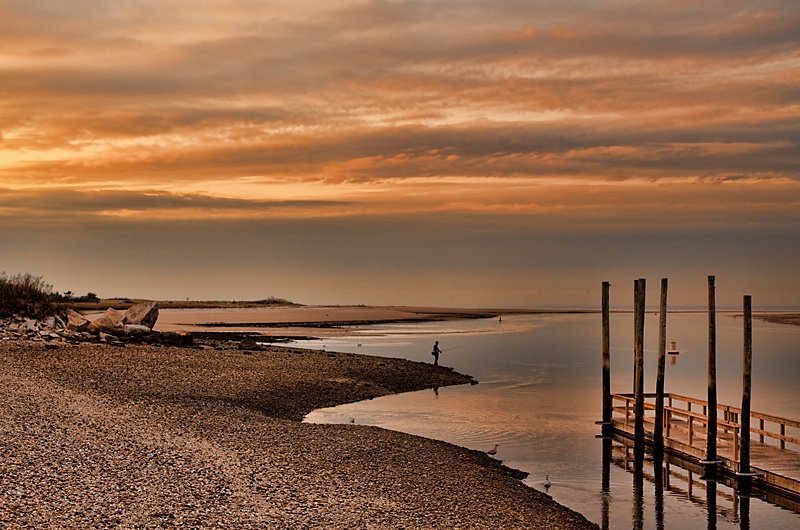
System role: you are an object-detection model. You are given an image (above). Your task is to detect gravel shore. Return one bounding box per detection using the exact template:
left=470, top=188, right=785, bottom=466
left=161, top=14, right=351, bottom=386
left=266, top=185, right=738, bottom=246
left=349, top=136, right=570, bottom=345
left=0, top=339, right=598, bottom=529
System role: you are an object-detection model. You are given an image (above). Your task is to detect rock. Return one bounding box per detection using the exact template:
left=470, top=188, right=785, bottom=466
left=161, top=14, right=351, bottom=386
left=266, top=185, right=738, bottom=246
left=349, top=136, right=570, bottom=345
left=88, top=308, right=125, bottom=335
left=238, top=337, right=260, bottom=351
left=98, top=331, right=122, bottom=345
left=123, top=302, right=159, bottom=329
left=66, top=309, right=90, bottom=332
left=161, top=330, right=193, bottom=347
left=123, top=324, right=152, bottom=337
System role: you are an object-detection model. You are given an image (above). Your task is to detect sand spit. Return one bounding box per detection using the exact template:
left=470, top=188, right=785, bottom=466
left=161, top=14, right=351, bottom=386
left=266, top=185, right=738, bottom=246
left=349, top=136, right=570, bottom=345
left=0, top=339, right=598, bottom=529
left=152, top=304, right=595, bottom=337
left=756, top=312, right=800, bottom=327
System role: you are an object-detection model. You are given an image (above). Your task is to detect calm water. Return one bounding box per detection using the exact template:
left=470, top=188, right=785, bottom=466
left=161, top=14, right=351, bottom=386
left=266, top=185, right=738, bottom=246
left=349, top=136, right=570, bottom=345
left=297, top=312, right=800, bottom=530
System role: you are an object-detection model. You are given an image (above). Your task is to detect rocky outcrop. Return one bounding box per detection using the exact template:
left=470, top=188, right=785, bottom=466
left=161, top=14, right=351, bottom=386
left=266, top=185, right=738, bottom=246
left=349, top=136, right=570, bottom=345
left=0, top=302, right=192, bottom=347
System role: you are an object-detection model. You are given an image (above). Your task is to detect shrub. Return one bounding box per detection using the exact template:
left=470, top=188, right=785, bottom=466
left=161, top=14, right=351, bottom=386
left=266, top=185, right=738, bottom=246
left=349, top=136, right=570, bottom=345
left=0, top=272, right=60, bottom=319
left=56, top=291, right=101, bottom=303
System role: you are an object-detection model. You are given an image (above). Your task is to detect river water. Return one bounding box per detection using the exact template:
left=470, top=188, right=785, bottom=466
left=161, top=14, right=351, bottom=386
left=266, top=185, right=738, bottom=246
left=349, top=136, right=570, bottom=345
left=297, top=312, right=800, bottom=530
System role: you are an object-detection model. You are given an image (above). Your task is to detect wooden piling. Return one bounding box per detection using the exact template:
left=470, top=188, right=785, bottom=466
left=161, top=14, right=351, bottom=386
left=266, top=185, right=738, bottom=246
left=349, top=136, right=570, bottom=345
left=634, top=278, right=646, bottom=450
left=706, top=275, right=719, bottom=473
left=740, top=295, right=753, bottom=476
left=654, top=278, right=668, bottom=451
left=602, top=281, right=611, bottom=428
left=633, top=279, right=640, bottom=389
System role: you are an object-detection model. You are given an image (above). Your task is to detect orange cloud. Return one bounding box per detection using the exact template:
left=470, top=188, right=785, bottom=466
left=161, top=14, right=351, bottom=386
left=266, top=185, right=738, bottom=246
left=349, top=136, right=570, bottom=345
left=1, top=0, right=799, bottom=305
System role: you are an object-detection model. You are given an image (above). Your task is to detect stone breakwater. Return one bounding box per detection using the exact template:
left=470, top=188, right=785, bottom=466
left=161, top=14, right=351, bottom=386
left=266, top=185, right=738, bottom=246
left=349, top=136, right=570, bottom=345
left=0, top=338, right=598, bottom=529
left=1, top=302, right=192, bottom=347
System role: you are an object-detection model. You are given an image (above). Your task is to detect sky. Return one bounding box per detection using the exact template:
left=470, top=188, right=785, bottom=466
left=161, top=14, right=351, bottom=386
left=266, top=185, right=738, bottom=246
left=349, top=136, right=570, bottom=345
left=1, top=0, right=799, bottom=309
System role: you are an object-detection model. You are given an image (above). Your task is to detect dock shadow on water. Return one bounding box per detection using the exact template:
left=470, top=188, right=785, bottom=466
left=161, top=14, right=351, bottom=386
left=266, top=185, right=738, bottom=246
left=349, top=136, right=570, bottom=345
left=299, top=312, right=800, bottom=529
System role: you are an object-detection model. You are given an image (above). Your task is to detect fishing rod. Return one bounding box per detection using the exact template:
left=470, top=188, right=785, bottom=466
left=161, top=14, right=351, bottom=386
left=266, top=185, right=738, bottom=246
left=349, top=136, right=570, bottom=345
left=441, top=345, right=465, bottom=352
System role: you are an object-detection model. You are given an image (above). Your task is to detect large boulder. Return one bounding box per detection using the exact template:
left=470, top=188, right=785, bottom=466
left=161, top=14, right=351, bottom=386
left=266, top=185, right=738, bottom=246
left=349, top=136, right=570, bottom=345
left=66, top=309, right=90, bottom=332
left=123, top=301, right=159, bottom=329
left=87, top=308, right=125, bottom=335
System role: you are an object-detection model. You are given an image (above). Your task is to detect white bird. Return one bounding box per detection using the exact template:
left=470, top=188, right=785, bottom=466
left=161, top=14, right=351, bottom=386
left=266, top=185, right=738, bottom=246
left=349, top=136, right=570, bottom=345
left=544, top=475, right=551, bottom=488
left=486, top=444, right=499, bottom=456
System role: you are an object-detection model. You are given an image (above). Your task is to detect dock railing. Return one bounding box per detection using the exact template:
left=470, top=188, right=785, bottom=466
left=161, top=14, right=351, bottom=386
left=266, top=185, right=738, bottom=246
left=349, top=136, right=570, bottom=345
left=612, top=392, right=800, bottom=464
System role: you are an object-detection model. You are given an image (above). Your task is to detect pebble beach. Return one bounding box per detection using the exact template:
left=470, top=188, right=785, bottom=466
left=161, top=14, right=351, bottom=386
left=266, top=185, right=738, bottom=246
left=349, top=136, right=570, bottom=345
left=0, top=337, right=599, bottom=529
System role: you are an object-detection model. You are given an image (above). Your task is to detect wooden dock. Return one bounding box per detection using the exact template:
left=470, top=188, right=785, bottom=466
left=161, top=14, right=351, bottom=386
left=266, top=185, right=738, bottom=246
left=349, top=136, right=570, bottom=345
left=599, top=277, right=800, bottom=510
left=609, top=392, right=800, bottom=503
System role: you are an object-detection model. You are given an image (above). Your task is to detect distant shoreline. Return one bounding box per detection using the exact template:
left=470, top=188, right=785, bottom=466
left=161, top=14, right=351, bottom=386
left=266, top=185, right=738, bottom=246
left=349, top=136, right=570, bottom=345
left=76, top=300, right=800, bottom=332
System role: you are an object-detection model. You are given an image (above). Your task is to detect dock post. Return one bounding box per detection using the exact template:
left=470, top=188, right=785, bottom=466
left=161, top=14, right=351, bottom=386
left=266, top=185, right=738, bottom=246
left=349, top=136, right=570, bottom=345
left=654, top=278, right=668, bottom=453
left=704, top=275, right=720, bottom=478
left=634, top=278, right=646, bottom=452
left=739, top=294, right=753, bottom=492
left=602, top=281, right=611, bottom=434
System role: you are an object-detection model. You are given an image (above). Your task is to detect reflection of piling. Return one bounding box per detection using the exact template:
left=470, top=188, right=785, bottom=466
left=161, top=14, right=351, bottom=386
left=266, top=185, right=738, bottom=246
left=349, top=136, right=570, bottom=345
left=634, top=279, right=646, bottom=452
left=633, top=440, right=645, bottom=530
left=704, top=275, right=720, bottom=478
left=654, top=450, right=665, bottom=530
left=601, top=437, right=611, bottom=530
left=740, top=494, right=751, bottom=529
left=706, top=480, right=718, bottom=530
left=654, top=278, right=668, bottom=453
left=602, top=281, right=612, bottom=433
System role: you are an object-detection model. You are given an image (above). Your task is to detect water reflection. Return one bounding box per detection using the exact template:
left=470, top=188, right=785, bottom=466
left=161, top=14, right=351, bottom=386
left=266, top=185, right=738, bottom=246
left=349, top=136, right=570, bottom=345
left=633, top=443, right=645, bottom=530
left=601, top=437, right=612, bottom=530
left=604, top=433, right=768, bottom=530
left=740, top=494, right=750, bottom=530
left=708, top=480, right=718, bottom=530
left=654, top=451, right=665, bottom=530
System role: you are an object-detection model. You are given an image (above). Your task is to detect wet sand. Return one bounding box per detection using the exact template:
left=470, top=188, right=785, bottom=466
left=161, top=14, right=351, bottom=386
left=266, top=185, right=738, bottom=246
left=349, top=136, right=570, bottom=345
left=0, top=338, right=598, bottom=529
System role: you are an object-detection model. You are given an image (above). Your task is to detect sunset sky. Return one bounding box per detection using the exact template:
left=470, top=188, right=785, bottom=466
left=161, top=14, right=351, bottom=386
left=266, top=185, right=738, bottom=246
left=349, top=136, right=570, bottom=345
left=2, top=1, right=799, bottom=308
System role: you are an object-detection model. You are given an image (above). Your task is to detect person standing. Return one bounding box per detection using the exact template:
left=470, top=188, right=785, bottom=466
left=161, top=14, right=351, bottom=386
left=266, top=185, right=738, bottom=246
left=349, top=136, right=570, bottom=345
left=431, top=340, right=442, bottom=366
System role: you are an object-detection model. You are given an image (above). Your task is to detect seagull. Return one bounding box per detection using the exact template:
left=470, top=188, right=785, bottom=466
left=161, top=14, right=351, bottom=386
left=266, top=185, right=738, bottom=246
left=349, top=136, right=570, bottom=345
left=486, top=444, right=499, bottom=456
left=544, top=475, right=551, bottom=489
left=349, top=417, right=355, bottom=424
